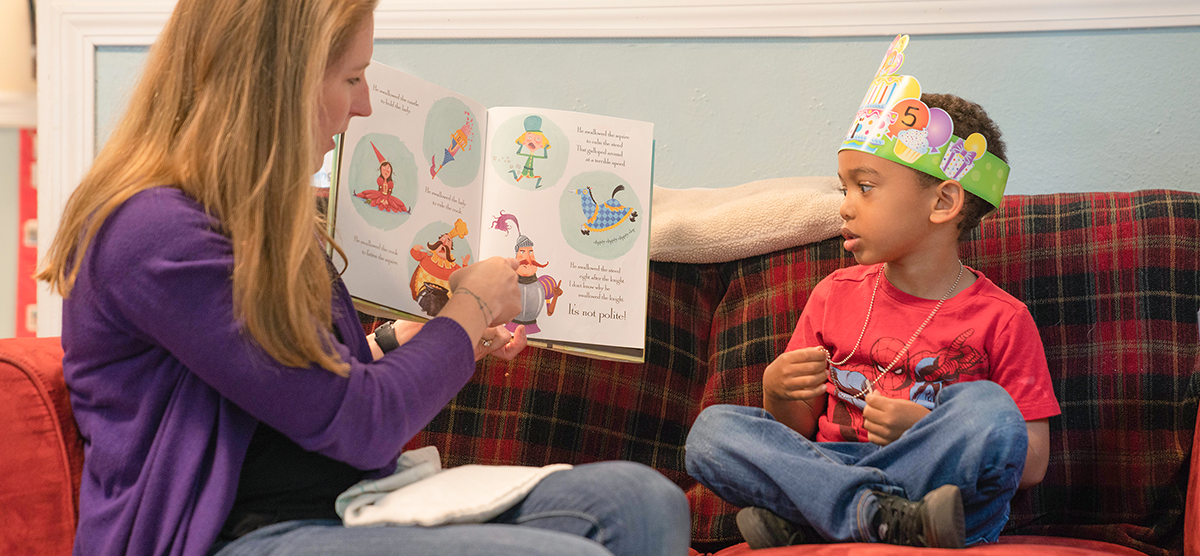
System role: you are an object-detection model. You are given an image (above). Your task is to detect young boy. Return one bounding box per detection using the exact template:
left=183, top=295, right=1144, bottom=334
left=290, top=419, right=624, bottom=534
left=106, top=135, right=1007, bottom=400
left=685, top=35, right=1060, bottom=549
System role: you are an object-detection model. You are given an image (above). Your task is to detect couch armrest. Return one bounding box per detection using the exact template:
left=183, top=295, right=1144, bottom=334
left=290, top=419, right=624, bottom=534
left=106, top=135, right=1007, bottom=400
left=0, top=337, right=79, bottom=556
left=1187, top=356, right=1200, bottom=556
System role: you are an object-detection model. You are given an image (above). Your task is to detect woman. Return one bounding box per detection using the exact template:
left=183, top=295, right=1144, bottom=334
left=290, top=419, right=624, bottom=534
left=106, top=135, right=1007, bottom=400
left=38, top=1, right=689, bottom=555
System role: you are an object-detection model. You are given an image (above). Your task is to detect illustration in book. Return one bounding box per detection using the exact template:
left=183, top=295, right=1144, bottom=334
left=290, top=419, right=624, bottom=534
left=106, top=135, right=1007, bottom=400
left=355, top=142, right=411, bottom=214
left=491, top=114, right=569, bottom=192
left=346, top=133, right=416, bottom=231
left=408, top=219, right=472, bottom=317
left=490, top=212, right=565, bottom=334
left=423, top=97, right=480, bottom=186
left=327, top=60, right=654, bottom=362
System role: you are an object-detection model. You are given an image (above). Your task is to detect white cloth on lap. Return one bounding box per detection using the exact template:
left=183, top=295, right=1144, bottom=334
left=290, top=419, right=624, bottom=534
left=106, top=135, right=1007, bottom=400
left=649, top=176, right=843, bottom=264
left=336, top=446, right=573, bottom=527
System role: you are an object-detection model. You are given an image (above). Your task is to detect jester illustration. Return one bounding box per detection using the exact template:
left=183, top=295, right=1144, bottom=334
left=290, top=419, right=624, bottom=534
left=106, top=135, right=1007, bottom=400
left=827, top=330, right=985, bottom=442
left=430, top=111, right=474, bottom=179
left=409, top=219, right=470, bottom=317
left=571, top=184, right=638, bottom=235
left=354, top=142, right=410, bottom=213
left=490, top=212, right=564, bottom=334
left=508, top=116, right=551, bottom=189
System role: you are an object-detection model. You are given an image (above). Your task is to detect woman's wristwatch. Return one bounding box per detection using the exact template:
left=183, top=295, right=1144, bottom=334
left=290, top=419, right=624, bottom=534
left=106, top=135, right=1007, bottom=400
left=374, top=321, right=400, bottom=353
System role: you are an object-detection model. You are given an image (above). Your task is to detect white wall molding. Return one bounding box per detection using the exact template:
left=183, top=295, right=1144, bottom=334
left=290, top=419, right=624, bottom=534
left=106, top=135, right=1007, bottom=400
left=0, top=93, right=36, bottom=128
left=370, top=1, right=1200, bottom=38
left=35, top=0, right=1200, bottom=335
left=37, top=3, right=166, bottom=335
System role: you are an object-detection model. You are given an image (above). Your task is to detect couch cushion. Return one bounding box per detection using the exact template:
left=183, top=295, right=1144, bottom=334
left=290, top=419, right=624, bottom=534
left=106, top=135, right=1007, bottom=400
left=0, top=337, right=80, bottom=556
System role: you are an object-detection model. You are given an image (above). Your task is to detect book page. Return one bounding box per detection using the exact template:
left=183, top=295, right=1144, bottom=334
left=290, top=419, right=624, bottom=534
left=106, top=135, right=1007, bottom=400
left=478, top=107, right=654, bottom=359
left=331, top=61, right=487, bottom=320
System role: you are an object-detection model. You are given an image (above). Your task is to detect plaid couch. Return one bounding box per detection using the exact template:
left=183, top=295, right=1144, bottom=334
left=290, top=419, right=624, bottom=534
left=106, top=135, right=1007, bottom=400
left=398, top=189, right=1200, bottom=555
left=2, top=190, right=1198, bottom=555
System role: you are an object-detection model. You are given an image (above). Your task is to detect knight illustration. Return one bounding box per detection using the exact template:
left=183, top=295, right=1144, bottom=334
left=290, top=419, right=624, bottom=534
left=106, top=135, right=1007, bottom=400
left=409, top=219, right=470, bottom=316
left=490, top=212, right=563, bottom=334
left=572, top=184, right=638, bottom=235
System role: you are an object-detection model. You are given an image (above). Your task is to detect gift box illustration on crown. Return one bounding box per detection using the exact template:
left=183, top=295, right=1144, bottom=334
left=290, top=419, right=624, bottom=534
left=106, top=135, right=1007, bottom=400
left=839, top=35, right=1010, bottom=207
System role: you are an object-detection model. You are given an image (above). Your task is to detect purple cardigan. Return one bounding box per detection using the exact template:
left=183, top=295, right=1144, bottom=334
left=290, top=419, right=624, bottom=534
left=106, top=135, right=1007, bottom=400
left=61, top=188, right=475, bottom=556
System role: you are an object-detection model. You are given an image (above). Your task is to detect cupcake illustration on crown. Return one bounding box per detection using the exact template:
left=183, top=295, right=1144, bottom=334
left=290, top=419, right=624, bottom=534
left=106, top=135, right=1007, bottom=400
left=838, top=35, right=1011, bottom=208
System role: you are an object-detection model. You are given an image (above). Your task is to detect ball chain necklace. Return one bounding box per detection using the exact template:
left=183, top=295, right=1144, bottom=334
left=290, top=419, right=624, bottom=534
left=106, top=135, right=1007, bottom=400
left=822, top=261, right=965, bottom=400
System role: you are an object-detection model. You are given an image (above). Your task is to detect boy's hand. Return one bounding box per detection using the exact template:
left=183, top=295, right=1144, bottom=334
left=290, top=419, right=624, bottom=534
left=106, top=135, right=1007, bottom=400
left=763, top=347, right=828, bottom=403
left=862, top=391, right=930, bottom=446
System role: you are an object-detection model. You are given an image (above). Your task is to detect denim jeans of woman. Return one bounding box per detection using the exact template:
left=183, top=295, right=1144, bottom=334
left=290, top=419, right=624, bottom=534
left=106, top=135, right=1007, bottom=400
left=211, top=460, right=691, bottom=556
left=685, top=380, right=1027, bottom=545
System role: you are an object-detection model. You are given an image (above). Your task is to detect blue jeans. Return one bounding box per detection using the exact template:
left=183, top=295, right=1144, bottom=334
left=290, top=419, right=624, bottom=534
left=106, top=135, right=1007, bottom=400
left=212, top=461, right=690, bottom=556
left=685, top=381, right=1027, bottom=545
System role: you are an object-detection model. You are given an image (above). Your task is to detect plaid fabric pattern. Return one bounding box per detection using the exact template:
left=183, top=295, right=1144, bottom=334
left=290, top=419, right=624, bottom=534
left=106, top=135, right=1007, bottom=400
left=370, top=262, right=726, bottom=489
left=688, top=190, right=1200, bottom=554
left=968, top=191, right=1200, bottom=556
left=361, top=190, right=1198, bottom=555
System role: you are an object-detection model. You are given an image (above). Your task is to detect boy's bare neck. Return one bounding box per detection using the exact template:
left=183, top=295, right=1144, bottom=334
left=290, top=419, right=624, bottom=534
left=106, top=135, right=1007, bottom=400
left=883, top=252, right=976, bottom=300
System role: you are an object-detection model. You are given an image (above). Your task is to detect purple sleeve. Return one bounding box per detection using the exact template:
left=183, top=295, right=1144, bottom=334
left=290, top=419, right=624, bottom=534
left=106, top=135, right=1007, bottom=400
left=537, top=274, right=558, bottom=301
left=91, top=190, right=475, bottom=471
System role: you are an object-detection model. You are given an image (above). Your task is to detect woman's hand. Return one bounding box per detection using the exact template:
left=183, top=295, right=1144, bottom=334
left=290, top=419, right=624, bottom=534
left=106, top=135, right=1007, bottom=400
left=474, top=324, right=528, bottom=361
left=862, top=391, right=930, bottom=446
left=439, top=257, right=521, bottom=346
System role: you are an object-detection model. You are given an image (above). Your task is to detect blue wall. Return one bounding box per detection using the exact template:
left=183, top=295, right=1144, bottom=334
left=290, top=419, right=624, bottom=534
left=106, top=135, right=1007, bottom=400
left=97, top=26, right=1200, bottom=195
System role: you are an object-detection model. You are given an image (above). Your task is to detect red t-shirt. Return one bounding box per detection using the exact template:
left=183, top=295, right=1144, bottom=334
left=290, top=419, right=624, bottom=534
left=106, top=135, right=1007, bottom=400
left=787, top=264, right=1061, bottom=443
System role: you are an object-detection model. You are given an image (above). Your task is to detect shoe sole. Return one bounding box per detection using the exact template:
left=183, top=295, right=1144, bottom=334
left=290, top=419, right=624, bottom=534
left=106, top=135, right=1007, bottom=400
left=736, top=507, right=789, bottom=550
left=921, top=485, right=966, bottom=549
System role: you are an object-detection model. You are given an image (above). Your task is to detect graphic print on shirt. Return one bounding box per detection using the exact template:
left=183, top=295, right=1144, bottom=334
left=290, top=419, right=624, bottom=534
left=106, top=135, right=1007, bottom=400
left=827, top=329, right=985, bottom=442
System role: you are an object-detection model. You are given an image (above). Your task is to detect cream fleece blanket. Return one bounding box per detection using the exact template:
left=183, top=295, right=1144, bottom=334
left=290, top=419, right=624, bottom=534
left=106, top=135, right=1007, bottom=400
left=337, top=446, right=572, bottom=527
left=649, top=176, right=844, bottom=264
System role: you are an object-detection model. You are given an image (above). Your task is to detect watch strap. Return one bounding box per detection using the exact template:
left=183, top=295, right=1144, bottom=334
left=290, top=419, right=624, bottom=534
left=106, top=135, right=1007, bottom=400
left=375, top=321, right=400, bottom=353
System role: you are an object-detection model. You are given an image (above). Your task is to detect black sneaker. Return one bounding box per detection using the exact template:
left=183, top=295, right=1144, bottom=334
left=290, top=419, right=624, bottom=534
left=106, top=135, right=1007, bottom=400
left=736, top=507, right=821, bottom=549
left=871, top=484, right=965, bottom=548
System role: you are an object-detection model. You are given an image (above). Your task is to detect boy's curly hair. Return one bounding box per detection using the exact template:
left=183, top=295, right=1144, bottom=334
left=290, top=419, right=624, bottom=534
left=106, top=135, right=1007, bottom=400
left=917, top=93, right=1007, bottom=240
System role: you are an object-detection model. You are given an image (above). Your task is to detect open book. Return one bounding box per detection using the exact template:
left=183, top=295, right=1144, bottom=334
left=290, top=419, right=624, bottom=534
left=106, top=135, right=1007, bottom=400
left=327, top=61, right=654, bottom=362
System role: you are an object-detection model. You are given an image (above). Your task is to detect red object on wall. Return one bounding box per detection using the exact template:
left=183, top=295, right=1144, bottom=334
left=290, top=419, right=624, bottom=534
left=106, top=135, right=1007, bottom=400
left=16, top=129, right=37, bottom=337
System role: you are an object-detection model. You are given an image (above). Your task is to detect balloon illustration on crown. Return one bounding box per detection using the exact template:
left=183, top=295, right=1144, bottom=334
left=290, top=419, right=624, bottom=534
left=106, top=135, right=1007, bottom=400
left=839, top=35, right=1009, bottom=207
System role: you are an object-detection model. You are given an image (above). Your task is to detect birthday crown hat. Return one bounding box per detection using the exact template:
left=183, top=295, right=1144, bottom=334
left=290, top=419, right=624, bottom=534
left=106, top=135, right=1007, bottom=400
left=839, top=35, right=1009, bottom=207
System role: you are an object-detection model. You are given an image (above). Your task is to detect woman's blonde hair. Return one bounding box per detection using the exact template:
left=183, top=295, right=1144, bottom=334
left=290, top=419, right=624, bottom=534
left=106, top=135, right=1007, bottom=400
left=38, top=0, right=379, bottom=376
